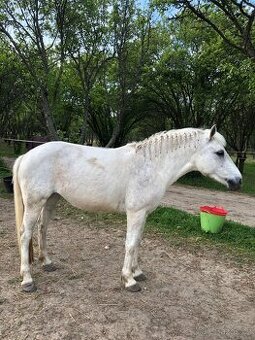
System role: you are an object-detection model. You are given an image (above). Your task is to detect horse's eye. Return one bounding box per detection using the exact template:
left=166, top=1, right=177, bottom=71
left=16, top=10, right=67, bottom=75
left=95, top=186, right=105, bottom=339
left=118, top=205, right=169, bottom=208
left=216, top=150, right=224, bottom=157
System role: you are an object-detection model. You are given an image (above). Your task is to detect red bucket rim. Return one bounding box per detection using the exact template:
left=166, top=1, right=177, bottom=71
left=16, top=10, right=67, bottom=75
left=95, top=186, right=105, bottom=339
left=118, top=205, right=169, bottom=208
left=200, top=206, right=228, bottom=216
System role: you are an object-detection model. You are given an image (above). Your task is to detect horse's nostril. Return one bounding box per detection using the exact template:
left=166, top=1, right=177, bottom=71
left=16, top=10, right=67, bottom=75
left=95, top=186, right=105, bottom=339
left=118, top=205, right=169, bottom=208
left=227, top=177, right=242, bottom=191
left=227, top=179, right=234, bottom=187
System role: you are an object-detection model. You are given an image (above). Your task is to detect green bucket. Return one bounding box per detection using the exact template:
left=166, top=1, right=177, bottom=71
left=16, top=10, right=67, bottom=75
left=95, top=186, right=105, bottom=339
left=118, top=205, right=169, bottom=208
left=200, top=206, right=228, bottom=233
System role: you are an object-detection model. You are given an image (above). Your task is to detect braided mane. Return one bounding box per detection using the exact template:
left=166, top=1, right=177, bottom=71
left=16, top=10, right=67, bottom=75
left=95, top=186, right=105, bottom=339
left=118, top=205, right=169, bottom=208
left=135, top=128, right=202, bottom=159
left=134, top=128, right=226, bottom=159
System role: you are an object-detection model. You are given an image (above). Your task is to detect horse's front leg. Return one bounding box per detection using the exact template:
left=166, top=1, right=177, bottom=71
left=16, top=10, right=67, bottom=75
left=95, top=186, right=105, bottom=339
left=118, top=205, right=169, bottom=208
left=132, top=247, right=147, bottom=282
left=122, top=210, right=146, bottom=292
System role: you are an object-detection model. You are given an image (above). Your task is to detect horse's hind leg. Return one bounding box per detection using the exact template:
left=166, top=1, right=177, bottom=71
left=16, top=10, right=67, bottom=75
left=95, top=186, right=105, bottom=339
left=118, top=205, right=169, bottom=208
left=38, top=194, right=59, bottom=272
left=121, top=209, right=146, bottom=292
left=20, top=202, right=46, bottom=292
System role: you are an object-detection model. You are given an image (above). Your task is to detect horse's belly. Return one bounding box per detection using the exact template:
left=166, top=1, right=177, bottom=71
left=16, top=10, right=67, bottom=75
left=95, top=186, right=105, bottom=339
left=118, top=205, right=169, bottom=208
left=61, top=190, right=126, bottom=213
left=67, top=198, right=125, bottom=213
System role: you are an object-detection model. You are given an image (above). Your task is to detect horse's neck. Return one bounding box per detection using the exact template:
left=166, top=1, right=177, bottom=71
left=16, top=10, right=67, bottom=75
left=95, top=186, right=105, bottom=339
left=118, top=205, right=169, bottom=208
left=136, top=129, right=202, bottom=186
left=159, top=146, right=196, bottom=186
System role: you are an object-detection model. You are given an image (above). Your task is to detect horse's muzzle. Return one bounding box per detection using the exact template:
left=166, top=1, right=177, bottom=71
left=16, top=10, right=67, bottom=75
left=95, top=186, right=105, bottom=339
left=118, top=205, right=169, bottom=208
left=227, top=177, right=242, bottom=191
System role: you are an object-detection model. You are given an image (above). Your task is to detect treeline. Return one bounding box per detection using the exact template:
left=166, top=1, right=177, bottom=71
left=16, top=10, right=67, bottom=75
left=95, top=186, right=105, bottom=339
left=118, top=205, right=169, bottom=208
left=0, top=0, right=255, bottom=170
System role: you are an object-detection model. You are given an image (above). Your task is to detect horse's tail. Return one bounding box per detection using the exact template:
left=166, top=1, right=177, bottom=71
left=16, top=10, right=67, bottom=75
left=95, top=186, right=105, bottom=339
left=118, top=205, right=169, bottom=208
left=13, top=156, right=34, bottom=264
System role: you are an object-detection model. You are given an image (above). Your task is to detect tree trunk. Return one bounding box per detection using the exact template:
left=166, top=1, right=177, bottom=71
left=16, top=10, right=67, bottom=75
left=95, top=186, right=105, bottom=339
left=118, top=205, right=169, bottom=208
left=105, top=120, right=121, bottom=148
left=235, top=151, right=246, bottom=174
left=79, top=97, right=91, bottom=145
left=79, top=118, right=88, bottom=145
left=41, top=92, right=59, bottom=141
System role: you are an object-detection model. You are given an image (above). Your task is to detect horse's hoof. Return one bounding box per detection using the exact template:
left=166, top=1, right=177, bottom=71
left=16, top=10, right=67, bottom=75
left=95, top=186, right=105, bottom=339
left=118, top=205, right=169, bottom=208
left=126, top=283, right=141, bottom=292
left=134, top=273, right=147, bottom=282
left=43, top=263, right=57, bottom=272
left=21, top=282, right=37, bottom=293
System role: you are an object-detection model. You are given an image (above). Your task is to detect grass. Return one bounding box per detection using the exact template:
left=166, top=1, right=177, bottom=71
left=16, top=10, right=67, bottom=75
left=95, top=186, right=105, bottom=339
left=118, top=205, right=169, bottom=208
left=178, top=162, right=255, bottom=196
left=147, top=207, right=255, bottom=260
left=56, top=201, right=255, bottom=262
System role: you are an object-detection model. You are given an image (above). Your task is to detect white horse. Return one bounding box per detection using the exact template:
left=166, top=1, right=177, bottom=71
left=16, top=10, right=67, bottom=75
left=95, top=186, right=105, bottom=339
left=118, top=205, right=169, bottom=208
left=13, top=125, right=242, bottom=293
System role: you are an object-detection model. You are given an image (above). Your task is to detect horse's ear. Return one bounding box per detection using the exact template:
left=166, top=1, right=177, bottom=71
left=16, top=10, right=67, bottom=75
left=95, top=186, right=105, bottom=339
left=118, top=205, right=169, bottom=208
left=209, top=124, right=217, bottom=140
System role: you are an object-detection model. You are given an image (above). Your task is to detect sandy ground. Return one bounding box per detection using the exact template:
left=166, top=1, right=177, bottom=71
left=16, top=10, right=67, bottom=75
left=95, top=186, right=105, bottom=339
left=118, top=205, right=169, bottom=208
left=1, top=196, right=255, bottom=340
left=163, top=185, right=255, bottom=227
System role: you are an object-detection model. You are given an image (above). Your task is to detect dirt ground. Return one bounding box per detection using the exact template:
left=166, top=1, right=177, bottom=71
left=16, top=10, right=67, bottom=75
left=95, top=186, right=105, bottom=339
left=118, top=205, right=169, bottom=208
left=1, top=197, right=255, bottom=340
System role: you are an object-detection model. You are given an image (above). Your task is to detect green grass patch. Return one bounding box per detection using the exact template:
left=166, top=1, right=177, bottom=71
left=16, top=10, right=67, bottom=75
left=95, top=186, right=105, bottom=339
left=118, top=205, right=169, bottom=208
left=58, top=201, right=255, bottom=262
left=147, top=207, right=255, bottom=260
left=178, top=162, right=255, bottom=196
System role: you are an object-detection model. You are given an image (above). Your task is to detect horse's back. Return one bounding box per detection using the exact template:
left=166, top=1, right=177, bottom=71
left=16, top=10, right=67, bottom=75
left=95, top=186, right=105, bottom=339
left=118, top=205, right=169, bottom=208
left=17, top=142, right=135, bottom=212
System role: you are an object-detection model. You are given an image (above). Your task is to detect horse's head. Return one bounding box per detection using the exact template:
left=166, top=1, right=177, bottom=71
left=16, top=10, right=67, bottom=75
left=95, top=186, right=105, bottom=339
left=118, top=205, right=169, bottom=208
left=193, top=125, right=242, bottom=191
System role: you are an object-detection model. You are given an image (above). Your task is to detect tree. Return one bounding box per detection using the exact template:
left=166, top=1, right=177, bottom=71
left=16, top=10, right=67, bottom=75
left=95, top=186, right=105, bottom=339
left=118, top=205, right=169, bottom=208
left=0, top=41, right=43, bottom=139
left=219, top=58, right=255, bottom=173
left=141, top=16, right=234, bottom=129
left=0, top=0, right=70, bottom=140
left=64, top=0, right=113, bottom=144
left=159, top=0, right=255, bottom=60
left=105, top=0, right=152, bottom=147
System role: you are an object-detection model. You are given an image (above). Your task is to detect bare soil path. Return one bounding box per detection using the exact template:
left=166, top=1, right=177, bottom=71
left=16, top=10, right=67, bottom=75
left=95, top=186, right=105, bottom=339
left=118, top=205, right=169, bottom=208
left=1, top=197, right=255, bottom=340
left=162, top=185, right=255, bottom=227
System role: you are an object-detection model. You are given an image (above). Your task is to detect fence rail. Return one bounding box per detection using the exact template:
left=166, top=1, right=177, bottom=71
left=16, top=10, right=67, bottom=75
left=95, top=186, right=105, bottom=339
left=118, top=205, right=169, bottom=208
left=3, top=138, right=46, bottom=144
left=3, top=138, right=48, bottom=152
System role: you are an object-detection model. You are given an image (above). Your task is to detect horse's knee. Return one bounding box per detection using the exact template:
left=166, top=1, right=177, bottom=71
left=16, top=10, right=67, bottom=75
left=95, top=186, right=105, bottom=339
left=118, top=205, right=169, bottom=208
left=126, top=245, right=136, bottom=257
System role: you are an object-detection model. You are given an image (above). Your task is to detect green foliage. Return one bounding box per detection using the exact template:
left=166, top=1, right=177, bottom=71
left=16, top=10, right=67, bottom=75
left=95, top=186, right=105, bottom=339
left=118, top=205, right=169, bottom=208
left=0, top=42, right=41, bottom=138
left=0, top=158, right=11, bottom=179
left=0, top=0, right=254, bottom=153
